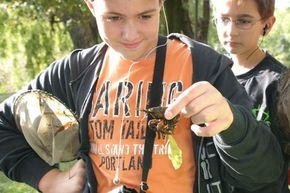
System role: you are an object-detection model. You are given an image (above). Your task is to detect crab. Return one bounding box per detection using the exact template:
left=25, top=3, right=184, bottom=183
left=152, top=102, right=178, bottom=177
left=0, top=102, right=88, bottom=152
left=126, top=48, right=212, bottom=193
left=142, top=106, right=180, bottom=135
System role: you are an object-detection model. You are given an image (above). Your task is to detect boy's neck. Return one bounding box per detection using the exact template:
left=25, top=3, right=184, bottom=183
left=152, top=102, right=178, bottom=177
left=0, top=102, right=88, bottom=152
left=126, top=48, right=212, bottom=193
left=231, top=48, right=266, bottom=75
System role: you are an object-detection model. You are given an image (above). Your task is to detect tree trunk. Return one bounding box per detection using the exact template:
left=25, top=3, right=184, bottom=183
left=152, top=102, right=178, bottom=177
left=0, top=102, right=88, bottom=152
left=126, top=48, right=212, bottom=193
left=62, top=13, right=99, bottom=49
left=196, top=0, right=210, bottom=43
left=164, top=0, right=194, bottom=38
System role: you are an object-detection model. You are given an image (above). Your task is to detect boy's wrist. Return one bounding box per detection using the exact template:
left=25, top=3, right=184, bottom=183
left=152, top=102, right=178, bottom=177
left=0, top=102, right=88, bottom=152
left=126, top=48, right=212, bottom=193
left=38, top=168, right=61, bottom=193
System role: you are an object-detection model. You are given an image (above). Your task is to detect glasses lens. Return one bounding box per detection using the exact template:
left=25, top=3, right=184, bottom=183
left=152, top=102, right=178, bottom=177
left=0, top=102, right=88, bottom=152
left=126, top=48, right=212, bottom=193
left=215, top=17, right=228, bottom=26
left=214, top=17, right=259, bottom=30
left=236, top=19, right=254, bottom=30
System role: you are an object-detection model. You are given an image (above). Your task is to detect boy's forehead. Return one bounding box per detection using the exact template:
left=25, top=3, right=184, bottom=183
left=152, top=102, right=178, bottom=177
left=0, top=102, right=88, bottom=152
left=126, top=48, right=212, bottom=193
left=93, top=0, right=160, bottom=14
left=93, top=0, right=160, bottom=7
left=214, top=0, right=259, bottom=16
left=214, top=0, right=250, bottom=10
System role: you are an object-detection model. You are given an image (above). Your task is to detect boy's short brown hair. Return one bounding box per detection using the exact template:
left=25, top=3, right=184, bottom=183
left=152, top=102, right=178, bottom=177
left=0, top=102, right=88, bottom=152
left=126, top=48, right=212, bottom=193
left=211, top=0, right=275, bottom=20
left=255, top=0, right=275, bottom=20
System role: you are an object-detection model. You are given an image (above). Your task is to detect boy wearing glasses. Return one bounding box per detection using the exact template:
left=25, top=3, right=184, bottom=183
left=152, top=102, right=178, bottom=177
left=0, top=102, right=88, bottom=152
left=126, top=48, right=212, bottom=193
left=213, top=0, right=288, bottom=192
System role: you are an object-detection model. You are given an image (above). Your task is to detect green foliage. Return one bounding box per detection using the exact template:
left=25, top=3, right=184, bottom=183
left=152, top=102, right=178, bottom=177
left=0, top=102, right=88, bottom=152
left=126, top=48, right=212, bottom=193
left=262, top=9, right=290, bottom=66
left=1, top=1, right=290, bottom=93
left=207, top=20, right=224, bottom=53
left=0, top=2, right=73, bottom=93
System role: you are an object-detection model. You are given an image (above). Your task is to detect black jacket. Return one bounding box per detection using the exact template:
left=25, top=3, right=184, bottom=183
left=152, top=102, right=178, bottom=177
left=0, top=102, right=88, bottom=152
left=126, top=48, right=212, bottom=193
left=0, top=33, right=285, bottom=193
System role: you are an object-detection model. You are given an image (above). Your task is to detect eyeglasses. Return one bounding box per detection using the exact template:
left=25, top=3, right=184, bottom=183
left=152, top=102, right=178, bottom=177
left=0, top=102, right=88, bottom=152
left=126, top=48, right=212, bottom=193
left=214, top=17, right=263, bottom=30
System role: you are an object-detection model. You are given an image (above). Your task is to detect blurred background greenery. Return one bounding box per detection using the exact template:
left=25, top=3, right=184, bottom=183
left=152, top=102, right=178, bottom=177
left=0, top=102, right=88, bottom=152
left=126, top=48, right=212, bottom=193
left=0, top=1, right=290, bottom=94
left=0, top=0, right=290, bottom=192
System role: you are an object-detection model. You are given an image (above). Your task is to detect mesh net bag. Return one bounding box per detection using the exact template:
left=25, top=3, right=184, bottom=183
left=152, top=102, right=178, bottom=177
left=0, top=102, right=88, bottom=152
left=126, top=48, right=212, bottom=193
left=13, top=90, right=80, bottom=166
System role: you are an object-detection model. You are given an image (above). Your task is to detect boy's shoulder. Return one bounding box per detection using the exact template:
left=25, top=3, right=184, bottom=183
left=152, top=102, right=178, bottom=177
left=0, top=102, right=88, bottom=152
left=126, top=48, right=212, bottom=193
left=167, top=33, right=233, bottom=83
left=263, top=53, right=287, bottom=73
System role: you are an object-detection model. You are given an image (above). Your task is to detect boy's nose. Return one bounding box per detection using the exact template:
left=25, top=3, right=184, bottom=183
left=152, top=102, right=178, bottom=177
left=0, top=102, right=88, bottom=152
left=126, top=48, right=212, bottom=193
left=121, top=20, right=139, bottom=42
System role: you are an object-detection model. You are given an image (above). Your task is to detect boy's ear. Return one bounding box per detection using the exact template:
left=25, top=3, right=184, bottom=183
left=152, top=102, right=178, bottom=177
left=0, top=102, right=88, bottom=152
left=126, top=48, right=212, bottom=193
left=83, top=0, right=95, bottom=15
left=263, top=16, right=276, bottom=36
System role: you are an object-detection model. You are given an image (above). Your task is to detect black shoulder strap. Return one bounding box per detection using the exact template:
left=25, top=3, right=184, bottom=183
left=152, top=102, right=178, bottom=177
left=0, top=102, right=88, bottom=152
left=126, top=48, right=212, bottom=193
left=140, top=36, right=167, bottom=193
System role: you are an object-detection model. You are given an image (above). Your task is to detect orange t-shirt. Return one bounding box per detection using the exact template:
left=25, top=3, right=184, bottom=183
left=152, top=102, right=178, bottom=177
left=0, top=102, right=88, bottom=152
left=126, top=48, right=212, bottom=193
left=88, top=39, right=195, bottom=193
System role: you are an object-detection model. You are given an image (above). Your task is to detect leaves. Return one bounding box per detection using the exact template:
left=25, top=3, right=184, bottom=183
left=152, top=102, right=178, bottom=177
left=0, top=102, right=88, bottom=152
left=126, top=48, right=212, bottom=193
left=168, top=135, right=183, bottom=170
left=0, top=2, right=73, bottom=92
left=0, top=1, right=290, bottom=93
left=262, top=9, right=290, bottom=66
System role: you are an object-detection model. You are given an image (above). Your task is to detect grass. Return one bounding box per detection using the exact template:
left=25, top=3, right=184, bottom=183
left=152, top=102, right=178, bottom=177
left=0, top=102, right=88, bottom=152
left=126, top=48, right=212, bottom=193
left=0, top=93, right=12, bottom=103
left=0, top=161, right=75, bottom=193
left=0, top=172, right=38, bottom=193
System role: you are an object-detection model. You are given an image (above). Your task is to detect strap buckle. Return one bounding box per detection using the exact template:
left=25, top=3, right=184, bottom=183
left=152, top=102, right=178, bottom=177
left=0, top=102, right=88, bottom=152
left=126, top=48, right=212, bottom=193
left=140, top=181, right=149, bottom=192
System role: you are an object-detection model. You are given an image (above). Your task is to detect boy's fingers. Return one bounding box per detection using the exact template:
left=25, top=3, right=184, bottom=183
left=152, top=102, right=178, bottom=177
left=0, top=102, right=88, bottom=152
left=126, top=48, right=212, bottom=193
left=165, top=82, right=208, bottom=119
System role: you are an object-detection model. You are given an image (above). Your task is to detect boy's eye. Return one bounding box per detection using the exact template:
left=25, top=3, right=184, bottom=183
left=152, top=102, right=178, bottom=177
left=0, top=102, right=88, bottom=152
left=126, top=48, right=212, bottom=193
left=236, top=19, right=252, bottom=25
left=221, top=17, right=230, bottom=23
left=105, top=16, right=122, bottom=22
left=139, top=14, right=152, bottom=20
left=214, top=17, right=230, bottom=25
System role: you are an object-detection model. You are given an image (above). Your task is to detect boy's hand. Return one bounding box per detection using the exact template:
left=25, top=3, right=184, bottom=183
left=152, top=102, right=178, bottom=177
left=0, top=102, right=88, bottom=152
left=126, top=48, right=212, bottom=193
left=165, top=81, right=233, bottom=136
left=39, top=159, right=86, bottom=193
